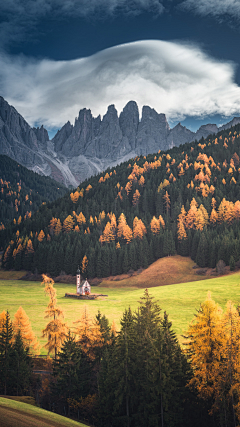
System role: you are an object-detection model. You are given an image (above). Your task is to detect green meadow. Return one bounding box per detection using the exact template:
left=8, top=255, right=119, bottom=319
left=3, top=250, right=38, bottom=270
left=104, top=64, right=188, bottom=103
left=1, top=272, right=240, bottom=352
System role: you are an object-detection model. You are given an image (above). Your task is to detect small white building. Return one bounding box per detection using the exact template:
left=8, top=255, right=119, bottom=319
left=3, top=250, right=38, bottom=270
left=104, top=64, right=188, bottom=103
left=76, top=267, right=91, bottom=295
left=80, top=279, right=91, bottom=295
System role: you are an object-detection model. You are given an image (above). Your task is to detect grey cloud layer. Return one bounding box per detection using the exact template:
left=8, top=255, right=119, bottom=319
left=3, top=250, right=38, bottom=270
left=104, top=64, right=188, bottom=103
left=181, top=0, right=240, bottom=20
left=1, top=40, right=240, bottom=129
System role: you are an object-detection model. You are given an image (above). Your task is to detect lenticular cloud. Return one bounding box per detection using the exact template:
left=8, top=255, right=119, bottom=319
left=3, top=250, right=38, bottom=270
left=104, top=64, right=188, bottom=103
left=1, top=40, right=240, bottom=129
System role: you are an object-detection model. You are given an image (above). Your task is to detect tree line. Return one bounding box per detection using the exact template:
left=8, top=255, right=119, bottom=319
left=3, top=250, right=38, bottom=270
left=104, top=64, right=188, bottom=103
left=0, top=154, right=67, bottom=236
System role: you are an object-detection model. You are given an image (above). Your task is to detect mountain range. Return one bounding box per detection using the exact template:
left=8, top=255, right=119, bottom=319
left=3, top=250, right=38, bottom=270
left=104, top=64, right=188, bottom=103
left=1, top=96, right=240, bottom=187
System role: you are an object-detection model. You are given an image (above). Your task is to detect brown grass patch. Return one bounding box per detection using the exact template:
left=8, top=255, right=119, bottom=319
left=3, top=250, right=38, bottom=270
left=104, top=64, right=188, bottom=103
left=0, top=270, right=27, bottom=280
left=100, top=255, right=217, bottom=288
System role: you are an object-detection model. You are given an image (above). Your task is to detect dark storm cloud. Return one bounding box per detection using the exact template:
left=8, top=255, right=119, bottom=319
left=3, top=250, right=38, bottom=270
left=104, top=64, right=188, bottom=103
left=0, top=0, right=164, bottom=47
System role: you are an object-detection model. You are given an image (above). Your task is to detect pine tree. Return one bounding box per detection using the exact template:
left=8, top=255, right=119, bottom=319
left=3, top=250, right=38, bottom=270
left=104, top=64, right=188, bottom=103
left=52, top=333, right=81, bottom=412
left=0, top=311, right=13, bottom=395
left=11, top=330, right=32, bottom=396
left=196, top=233, right=208, bottom=267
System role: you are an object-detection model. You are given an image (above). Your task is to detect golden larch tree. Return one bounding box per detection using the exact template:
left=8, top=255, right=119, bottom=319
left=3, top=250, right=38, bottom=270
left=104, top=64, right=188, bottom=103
left=163, top=191, right=171, bottom=216
left=210, top=208, right=218, bottom=225
left=74, top=307, right=104, bottom=360
left=150, top=216, right=160, bottom=235
left=13, top=306, right=40, bottom=354
left=38, top=230, right=45, bottom=242
left=185, top=198, right=198, bottom=229
left=70, top=191, right=80, bottom=203
left=76, top=212, right=86, bottom=225
left=55, top=218, right=62, bottom=235
left=81, top=255, right=88, bottom=274
left=184, top=292, right=224, bottom=402
left=42, top=275, right=68, bottom=358
left=177, top=219, right=187, bottom=240
left=63, top=215, right=75, bottom=233
left=132, top=189, right=141, bottom=206
left=133, top=217, right=147, bottom=239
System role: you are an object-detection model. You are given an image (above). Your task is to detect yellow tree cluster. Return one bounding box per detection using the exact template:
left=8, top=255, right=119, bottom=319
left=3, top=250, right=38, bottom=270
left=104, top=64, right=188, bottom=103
left=63, top=215, right=74, bottom=233
left=133, top=217, right=147, bottom=239
left=73, top=307, right=104, bottom=360
left=157, top=179, right=170, bottom=192
left=178, top=198, right=209, bottom=233
left=185, top=292, right=240, bottom=422
left=211, top=198, right=240, bottom=225
left=49, top=217, right=62, bottom=235
left=70, top=188, right=84, bottom=202
left=99, top=213, right=117, bottom=244
left=99, top=172, right=112, bottom=183
left=117, top=213, right=133, bottom=244
left=150, top=215, right=165, bottom=235
left=73, top=211, right=86, bottom=225
left=0, top=308, right=40, bottom=354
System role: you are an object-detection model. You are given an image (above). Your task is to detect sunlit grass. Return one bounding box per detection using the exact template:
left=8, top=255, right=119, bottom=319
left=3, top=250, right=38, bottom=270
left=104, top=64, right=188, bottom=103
left=1, top=272, right=240, bottom=353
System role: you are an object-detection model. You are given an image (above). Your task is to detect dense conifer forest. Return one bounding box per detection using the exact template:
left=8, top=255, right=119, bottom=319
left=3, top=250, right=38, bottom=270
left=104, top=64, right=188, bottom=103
left=2, top=285, right=240, bottom=427
left=2, top=123, right=240, bottom=276
left=0, top=155, right=67, bottom=234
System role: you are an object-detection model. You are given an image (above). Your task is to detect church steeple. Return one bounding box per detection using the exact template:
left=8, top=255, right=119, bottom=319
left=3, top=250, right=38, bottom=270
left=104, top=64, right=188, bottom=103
left=76, top=266, right=81, bottom=294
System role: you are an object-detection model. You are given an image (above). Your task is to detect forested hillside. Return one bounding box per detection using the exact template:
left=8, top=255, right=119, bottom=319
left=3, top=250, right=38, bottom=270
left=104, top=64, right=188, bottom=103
left=0, top=155, right=67, bottom=230
left=2, top=124, right=240, bottom=276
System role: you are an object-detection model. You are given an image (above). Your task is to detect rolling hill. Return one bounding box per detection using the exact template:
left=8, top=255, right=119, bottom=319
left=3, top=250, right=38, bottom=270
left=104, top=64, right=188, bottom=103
left=0, top=397, right=88, bottom=427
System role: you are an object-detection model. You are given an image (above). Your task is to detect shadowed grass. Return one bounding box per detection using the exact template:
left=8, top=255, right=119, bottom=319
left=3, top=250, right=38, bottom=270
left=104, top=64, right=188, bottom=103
left=0, top=397, right=88, bottom=427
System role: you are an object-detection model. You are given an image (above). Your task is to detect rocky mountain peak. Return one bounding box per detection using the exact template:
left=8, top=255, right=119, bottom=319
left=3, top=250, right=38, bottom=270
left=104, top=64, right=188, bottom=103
left=119, top=100, right=139, bottom=150
left=2, top=96, right=240, bottom=187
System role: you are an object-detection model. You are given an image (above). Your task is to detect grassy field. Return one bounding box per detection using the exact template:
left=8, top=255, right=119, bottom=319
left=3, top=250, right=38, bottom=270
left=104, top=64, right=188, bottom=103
left=0, top=267, right=240, bottom=351
left=0, top=397, right=88, bottom=427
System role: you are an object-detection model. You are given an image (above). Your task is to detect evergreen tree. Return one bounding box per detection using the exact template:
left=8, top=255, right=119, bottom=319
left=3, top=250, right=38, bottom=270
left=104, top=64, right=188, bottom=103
left=196, top=233, right=208, bottom=267
left=11, top=330, right=32, bottom=396
left=0, top=311, right=13, bottom=395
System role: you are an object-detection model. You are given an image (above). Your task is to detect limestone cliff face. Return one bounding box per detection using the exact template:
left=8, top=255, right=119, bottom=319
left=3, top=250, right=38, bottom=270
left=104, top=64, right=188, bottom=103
left=0, top=96, right=48, bottom=169
left=1, top=96, right=240, bottom=187
left=53, top=102, right=171, bottom=159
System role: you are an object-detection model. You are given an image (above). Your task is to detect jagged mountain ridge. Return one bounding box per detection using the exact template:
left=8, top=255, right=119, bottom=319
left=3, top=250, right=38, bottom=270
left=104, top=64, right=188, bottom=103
left=1, top=96, right=240, bottom=187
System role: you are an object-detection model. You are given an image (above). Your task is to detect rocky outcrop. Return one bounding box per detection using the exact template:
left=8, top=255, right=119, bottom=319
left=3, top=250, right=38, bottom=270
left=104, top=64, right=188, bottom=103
left=167, top=123, right=195, bottom=149
left=219, top=117, right=240, bottom=131
left=1, top=96, right=240, bottom=187
left=195, top=124, right=218, bottom=141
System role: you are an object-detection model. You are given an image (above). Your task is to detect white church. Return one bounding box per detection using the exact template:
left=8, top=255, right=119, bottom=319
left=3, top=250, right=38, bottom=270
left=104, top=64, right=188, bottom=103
left=76, top=267, right=91, bottom=295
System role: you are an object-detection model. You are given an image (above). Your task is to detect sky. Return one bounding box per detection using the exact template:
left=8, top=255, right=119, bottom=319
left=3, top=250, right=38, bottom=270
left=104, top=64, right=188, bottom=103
left=1, top=0, right=240, bottom=138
